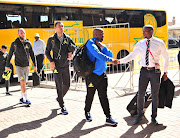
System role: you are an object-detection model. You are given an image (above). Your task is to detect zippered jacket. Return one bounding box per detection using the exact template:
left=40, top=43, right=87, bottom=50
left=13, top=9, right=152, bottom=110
left=45, top=33, right=76, bottom=67
left=6, top=38, right=36, bottom=67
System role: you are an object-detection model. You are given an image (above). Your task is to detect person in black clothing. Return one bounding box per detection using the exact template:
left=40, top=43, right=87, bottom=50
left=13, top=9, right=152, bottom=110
left=5, top=28, right=37, bottom=105
left=0, top=45, right=11, bottom=95
left=46, top=21, right=76, bottom=115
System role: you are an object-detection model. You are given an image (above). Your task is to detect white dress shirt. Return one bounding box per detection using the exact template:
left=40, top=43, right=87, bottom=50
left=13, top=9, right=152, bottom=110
left=34, top=38, right=46, bottom=56
left=120, top=36, right=169, bottom=72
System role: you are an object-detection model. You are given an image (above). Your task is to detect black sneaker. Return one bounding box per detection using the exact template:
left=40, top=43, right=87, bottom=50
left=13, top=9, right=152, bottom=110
left=25, top=100, right=31, bottom=105
left=6, top=92, right=12, bottom=96
left=105, top=116, right=118, bottom=126
left=19, top=98, right=26, bottom=104
left=61, top=107, right=68, bottom=115
left=151, top=118, right=158, bottom=125
left=85, top=112, right=92, bottom=122
left=133, top=115, right=144, bottom=124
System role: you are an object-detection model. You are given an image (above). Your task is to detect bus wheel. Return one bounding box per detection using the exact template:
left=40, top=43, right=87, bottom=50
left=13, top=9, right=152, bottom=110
left=116, top=50, right=129, bottom=71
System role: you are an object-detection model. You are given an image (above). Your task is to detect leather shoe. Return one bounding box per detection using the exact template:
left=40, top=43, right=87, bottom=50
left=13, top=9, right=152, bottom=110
left=133, top=115, right=143, bottom=124
left=151, top=118, right=158, bottom=125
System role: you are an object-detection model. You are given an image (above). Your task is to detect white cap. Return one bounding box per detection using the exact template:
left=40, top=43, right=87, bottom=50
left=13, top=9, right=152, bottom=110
left=143, top=24, right=154, bottom=30
left=34, top=33, right=40, bottom=38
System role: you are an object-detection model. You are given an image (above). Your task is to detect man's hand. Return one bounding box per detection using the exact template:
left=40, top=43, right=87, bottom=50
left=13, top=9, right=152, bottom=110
left=34, top=66, right=37, bottom=72
left=95, top=40, right=105, bottom=48
left=5, top=67, right=11, bottom=71
left=111, top=59, right=120, bottom=65
left=67, top=53, right=74, bottom=60
left=50, top=62, right=55, bottom=70
left=162, top=73, right=168, bottom=81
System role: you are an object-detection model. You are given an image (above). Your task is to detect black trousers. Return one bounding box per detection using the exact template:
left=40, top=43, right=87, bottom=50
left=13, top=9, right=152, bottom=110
left=0, top=70, right=10, bottom=92
left=84, top=73, right=111, bottom=118
left=53, top=66, right=70, bottom=108
left=138, top=67, right=161, bottom=118
left=35, top=54, right=45, bottom=79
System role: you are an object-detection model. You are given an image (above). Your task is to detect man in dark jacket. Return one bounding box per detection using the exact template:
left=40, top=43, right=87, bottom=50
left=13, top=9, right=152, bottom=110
left=46, top=21, right=76, bottom=115
left=0, top=45, right=11, bottom=95
left=5, top=28, right=37, bottom=105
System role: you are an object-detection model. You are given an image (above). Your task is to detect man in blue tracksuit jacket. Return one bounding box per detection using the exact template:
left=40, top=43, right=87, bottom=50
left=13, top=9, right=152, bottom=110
left=84, top=28, right=118, bottom=126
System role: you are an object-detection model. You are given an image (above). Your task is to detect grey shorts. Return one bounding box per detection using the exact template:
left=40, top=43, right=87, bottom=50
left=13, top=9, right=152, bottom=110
left=15, top=66, right=29, bottom=82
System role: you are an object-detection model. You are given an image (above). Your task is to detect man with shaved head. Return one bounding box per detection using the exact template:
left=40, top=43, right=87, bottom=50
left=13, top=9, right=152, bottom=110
left=5, top=28, right=37, bottom=105
left=84, top=28, right=118, bottom=126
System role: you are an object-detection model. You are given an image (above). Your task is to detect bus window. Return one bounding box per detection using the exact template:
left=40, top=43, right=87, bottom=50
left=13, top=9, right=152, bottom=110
left=7, top=14, right=21, bottom=28
left=149, top=11, right=166, bottom=27
left=82, top=8, right=104, bottom=26
left=0, top=4, right=22, bottom=28
left=54, top=7, right=81, bottom=21
left=105, top=9, right=124, bottom=24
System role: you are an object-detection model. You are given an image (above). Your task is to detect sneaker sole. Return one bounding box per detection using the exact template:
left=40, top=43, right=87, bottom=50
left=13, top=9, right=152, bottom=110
left=105, top=122, right=118, bottom=126
left=61, top=112, right=68, bottom=115
left=86, top=119, right=92, bottom=122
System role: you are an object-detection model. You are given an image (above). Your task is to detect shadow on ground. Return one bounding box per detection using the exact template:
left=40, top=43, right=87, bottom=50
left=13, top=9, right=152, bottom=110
left=120, top=116, right=167, bottom=138
left=54, top=119, right=112, bottom=138
left=0, top=109, right=58, bottom=137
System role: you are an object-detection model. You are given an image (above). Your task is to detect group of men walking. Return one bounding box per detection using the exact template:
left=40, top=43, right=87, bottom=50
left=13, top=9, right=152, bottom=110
left=0, top=21, right=169, bottom=126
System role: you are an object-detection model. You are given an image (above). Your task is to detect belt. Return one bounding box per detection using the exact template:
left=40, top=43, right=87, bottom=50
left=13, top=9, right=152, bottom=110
left=143, top=67, right=155, bottom=70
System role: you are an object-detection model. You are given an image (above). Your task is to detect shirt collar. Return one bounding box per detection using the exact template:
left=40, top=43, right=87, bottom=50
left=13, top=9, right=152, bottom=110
left=145, top=36, right=154, bottom=41
left=92, top=37, right=101, bottom=42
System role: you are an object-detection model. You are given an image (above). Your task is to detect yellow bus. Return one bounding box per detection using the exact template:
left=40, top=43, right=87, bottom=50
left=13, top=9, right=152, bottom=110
left=0, top=0, right=168, bottom=75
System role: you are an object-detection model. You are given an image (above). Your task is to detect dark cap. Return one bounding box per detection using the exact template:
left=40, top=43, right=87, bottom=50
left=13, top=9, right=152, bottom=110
left=1, top=44, right=7, bottom=49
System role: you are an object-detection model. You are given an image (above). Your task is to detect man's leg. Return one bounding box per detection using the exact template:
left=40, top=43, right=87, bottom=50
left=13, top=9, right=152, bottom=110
left=84, top=74, right=96, bottom=121
left=133, top=68, right=149, bottom=124
left=5, top=79, right=10, bottom=94
left=96, top=74, right=111, bottom=118
left=37, top=55, right=45, bottom=80
left=53, top=70, right=64, bottom=108
left=137, top=68, right=150, bottom=116
left=62, top=66, right=70, bottom=97
left=84, top=74, right=96, bottom=113
left=96, top=73, right=118, bottom=125
left=150, top=71, right=161, bottom=122
left=20, top=80, right=26, bottom=93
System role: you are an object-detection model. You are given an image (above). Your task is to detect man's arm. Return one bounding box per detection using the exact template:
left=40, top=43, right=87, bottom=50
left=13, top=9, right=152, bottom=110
left=119, top=44, right=140, bottom=64
left=45, top=38, right=54, bottom=62
left=5, top=42, right=15, bottom=68
left=42, top=40, right=46, bottom=54
left=45, top=37, right=55, bottom=70
left=86, top=40, right=113, bottom=62
left=68, top=37, right=76, bottom=53
left=161, top=42, right=169, bottom=81
left=161, top=42, right=169, bottom=73
left=29, top=42, right=36, bottom=66
left=96, top=41, right=113, bottom=58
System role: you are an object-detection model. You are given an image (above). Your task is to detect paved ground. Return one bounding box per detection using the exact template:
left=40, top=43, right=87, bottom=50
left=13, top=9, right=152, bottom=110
left=0, top=70, right=180, bottom=138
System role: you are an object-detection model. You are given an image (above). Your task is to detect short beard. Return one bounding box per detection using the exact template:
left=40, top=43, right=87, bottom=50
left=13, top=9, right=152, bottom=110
left=19, top=37, right=24, bottom=41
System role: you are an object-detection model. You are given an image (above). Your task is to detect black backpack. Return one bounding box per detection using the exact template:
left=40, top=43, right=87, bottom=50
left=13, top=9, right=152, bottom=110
left=73, top=40, right=96, bottom=77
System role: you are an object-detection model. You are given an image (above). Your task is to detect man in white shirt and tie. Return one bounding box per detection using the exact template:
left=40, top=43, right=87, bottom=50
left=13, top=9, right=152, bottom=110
left=118, top=25, right=169, bottom=125
left=34, top=33, right=46, bottom=81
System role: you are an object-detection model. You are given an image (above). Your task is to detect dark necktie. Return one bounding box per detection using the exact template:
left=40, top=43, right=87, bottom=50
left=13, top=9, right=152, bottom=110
left=145, top=40, right=150, bottom=66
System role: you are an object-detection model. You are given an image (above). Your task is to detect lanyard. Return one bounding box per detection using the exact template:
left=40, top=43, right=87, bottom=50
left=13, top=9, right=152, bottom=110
left=146, top=41, right=155, bottom=60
